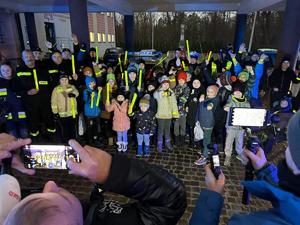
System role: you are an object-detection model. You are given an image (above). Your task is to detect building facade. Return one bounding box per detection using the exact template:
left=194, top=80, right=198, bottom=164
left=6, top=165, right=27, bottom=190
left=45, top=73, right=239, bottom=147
left=18, top=12, right=116, bottom=56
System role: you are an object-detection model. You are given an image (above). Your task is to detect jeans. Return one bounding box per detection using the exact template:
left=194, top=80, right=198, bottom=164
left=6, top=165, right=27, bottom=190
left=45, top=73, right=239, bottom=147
left=174, top=116, right=186, bottom=136
left=137, top=133, right=150, bottom=146
left=117, top=130, right=128, bottom=143
left=202, top=127, right=213, bottom=158
left=157, top=119, right=172, bottom=143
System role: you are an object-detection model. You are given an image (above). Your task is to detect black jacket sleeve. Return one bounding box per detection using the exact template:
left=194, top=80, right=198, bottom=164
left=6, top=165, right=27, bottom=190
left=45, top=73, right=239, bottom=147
left=102, top=154, right=187, bottom=225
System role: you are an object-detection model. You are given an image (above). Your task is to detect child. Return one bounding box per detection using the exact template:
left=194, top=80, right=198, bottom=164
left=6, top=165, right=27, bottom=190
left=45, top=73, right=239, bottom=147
left=186, top=78, right=205, bottom=149
left=51, top=73, right=79, bottom=142
left=105, top=91, right=130, bottom=152
left=133, top=95, right=156, bottom=157
left=101, top=73, right=117, bottom=146
left=194, top=85, right=220, bottom=166
left=174, top=71, right=190, bottom=146
left=154, top=75, right=179, bottom=152
left=223, top=83, right=250, bottom=166
left=0, top=62, right=28, bottom=138
left=83, top=76, right=101, bottom=145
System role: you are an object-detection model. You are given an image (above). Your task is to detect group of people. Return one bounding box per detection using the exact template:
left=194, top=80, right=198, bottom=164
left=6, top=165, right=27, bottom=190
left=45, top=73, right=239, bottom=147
left=1, top=37, right=300, bottom=165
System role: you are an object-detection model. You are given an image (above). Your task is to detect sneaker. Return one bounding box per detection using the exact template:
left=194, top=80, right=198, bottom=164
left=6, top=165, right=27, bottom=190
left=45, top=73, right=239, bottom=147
left=236, top=154, right=249, bottom=165
left=136, top=154, right=142, bottom=157
left=224, top=156, right=231, bottom=166
left=194, top=156, right=207, bottom=166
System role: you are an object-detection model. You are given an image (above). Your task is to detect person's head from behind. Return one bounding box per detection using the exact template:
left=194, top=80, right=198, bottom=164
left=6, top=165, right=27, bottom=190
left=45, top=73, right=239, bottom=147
left=22, top=50, right=35, bottom=68
left=4, top=181, right=83, bottom=225
left=0, top=62, right=13, bottom=80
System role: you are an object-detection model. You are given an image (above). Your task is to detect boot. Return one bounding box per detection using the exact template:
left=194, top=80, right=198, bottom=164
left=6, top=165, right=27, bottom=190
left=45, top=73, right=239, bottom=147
left=157, top=141, right=163, bottom=153
left=180, top=135, right=185, bottom=146
left=144, top=145, right=150, bottom=157
left=116, top=142, right=122, bottom=153
left=165, top=139, right=173, bottom=151
left=108, top=137, right=114, bottom=146
left=123, top=142, right=128, bottom=153
left=136, top=145, right=143, bottom=157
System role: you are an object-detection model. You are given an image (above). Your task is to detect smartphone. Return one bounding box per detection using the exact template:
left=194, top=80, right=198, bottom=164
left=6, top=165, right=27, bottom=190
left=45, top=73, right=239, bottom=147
left=21, top=145, right=80, bottom=170
left=228, top=107, right=268, bottom=127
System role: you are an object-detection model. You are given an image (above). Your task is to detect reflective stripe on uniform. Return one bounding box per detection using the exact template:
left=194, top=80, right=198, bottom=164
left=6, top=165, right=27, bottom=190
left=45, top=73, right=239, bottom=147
left=6, top=113, right=12, bottom=120
left=48, top=70, right=59, bottom=74
left=30, top=131, right=40, bottom=136
left=0, top=88, right=7, bottom=96
left=80, top=49, right=86, bottom=52
left=17, top=72, right=32, bottom=76
left=38, top=81, right=48, bottom=85
left=18, top=112, right=26, bottom=119
left=47, top=128, right=56, bottom=133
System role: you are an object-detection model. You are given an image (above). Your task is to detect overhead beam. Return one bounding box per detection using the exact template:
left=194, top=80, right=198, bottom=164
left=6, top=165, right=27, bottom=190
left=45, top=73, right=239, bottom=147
left=238, top=0, right=284, bottom=13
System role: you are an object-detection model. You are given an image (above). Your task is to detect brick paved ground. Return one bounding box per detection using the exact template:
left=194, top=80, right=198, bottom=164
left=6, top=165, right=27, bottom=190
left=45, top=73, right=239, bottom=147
left=14, top=141, right=286, bottom=225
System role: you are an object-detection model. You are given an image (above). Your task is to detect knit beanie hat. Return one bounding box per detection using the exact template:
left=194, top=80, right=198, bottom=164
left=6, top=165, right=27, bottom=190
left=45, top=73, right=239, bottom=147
left=139, top=95, right=150, bottom=107
left=238, top=70, right=249, bottom=81
left=287, top=110, right=300, bottom=170
left=106, top=73, right=116, bottom=82
left=159, top=75, right=170, bottom=84
left=177, top=71, right=187, bottom=82
left=127, top=63, right=139, bottom=74
left=59, top=71, right=69, bottom=80
left=83, top=66, right=93, bottom=75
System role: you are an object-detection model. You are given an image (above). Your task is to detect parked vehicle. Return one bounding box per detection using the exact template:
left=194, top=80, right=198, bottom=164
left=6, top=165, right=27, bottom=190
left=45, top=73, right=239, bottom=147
left=103, top=47, right=124, bottom=66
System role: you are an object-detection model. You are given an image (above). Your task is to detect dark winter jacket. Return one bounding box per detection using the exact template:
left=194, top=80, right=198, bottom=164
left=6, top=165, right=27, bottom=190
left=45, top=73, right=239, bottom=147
left=186, top=87, right=205, bottom=126
left=0, top=77, right=27, bottom=122
left=269, top=67, right=300, bottom=94
left=197, top=96, right=219, bottom=128
left=84, top=154, right=187, bottom=225
left=133, top=109, right=156, bottom=134
left=174, top=84, right=190, bottom=117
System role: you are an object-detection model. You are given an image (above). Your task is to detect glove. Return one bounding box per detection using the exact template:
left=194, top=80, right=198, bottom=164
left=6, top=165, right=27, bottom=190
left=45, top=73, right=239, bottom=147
left=68, top=93, right=76, bottom=98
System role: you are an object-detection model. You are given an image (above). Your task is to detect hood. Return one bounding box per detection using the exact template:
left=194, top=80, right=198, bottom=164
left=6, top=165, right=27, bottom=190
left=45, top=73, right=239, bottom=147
left=85, top=76, right=96, bottom=91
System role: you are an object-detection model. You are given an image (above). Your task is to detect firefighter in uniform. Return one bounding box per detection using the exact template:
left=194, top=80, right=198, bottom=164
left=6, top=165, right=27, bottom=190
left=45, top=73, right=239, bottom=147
left=0, top=62, right=28, bottom=138
left=15, top=50, right=56, bottom=140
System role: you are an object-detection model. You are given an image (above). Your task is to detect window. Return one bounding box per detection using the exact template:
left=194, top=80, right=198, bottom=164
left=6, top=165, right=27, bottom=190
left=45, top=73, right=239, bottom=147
left=97, top=33, right=101, bottom=42
left=102, top=33, right=106, bottom=42
left=107, top=12, right=110, bottom=17
left=89, top=32, right=95, bottom=42
left=111, top=35, right=115, bottom=43
left=107, top=34, right=111, bottom=43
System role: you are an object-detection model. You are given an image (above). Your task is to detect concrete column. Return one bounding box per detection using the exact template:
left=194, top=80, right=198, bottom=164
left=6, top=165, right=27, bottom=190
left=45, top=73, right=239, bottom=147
left=279, top=0, right=300, bottom=66
left=234, top=14, right=247, bottom=52
left=24, top=12, right=39, bottom=50
left=68, top=0, right=90, bottom=48
left=124, top=15, right=134, bottom=51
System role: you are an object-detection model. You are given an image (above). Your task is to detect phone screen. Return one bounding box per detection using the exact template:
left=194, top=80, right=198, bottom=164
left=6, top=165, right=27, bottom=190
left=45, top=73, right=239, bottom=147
left=212, top=155, right=220, bottom=167
left=230, top=108, right=267, bottom=127
left=21, top=145, right=80, bottom=169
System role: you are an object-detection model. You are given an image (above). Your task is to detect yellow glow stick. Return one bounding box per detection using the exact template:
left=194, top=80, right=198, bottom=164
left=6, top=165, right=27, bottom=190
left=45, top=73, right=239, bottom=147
left=182, top=61, right=186, bottom=70
left=71, top=54, right=76, bottom=74
left=106, top=83, right=110, bottom=104
left=124, top=51, right=128, bottom=66
left=125, top=70, right=128, bottom=87
left=96, top=89, right=101, bottom=107
left=90, top=92, right=95, bottom=108
left=138, top=69, right=142, bottom=89
left=121, top=72, right=124, bottom=80
left=128, top=93, right=137, bottom=115
left=33, top=69, right=39, bottom=90
left=96, top=46, right=99, bottom=64
left=71, top=98, right=76, bottom=118
left=207, top=51, right=212, bottom=61
left=186, top=40, right=190, bottom=58
left=118, top=57, right=123, bottom=73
